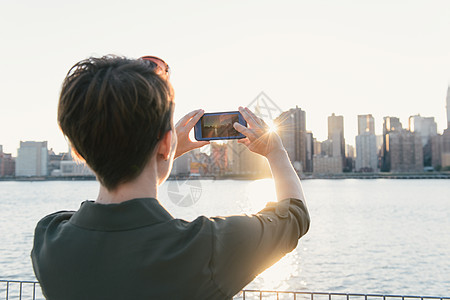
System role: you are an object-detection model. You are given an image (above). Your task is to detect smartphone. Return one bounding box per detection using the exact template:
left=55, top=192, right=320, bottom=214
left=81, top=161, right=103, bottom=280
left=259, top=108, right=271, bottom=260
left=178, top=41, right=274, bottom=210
left=194, top=111, right=247, bottom=141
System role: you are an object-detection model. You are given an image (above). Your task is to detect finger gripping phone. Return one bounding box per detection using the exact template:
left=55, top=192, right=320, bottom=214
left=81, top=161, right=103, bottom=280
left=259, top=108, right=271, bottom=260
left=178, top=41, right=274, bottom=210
left=194, top=111, right=247, bottom=141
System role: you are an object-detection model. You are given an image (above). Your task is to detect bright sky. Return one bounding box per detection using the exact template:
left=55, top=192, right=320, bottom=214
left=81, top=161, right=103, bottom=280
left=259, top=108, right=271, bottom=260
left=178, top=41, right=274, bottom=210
left=1, top=0, right=449, bottom=155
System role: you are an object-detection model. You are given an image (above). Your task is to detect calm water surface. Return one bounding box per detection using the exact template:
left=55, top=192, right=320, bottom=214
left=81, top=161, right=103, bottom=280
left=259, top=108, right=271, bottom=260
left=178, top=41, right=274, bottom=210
left=0, top=179, right=449, bottom=296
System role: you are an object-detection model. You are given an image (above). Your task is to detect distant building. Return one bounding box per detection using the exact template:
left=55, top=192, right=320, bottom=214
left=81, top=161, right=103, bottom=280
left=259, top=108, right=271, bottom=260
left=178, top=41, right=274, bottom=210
left=328, top=113, right=345, bottom=159
left=305, top=132, right=314, bottom=173
left=355, top=133, right=378, bottom=172
left=188, top=149, right=209, bottom=175
left=387, top=130, right=424, bottom=172
left=409, top=115, right=437, bottom=167
left=409, top=115, right=438, bottom=145
left=358, top=114, right=375, bottom=135
left=344, top=144, right=355, bottom=172
left=355, top=115, right=378, bottom=172
left=227, top=140, right=270, bottom=176
left=432, top=129, right=450, bottom=170
left=446, top=85, right=450, bottom=129
left=443, top=129, right=450, bottom=169
left=275, top=107, right=308, bottom=172
left=57, top=161, right=95, bottom=177
left=48, top=150, right=72, bottom=176
left=0, top=146, right=15, bottom=177
left=210, top=143, right=228, bottom=176
left=381, top=117, right=403, bottom=172
left=313, top=139, right=322, bottom=155
left=15, top=141, right=48, bottom=177
left=310, top=113, right=345, bottom=174
left=313, top=156, right=342, bottom=174
left=170, top=153, right=191, bottom=176
left=431, top=134, right=443, bottom=169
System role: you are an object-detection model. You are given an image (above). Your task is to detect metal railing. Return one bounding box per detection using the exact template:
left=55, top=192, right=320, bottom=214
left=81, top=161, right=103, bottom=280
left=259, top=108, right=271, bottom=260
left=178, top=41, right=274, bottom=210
left=236, top=290, right=450, bottom=300
left=1, top=280, right=449, bottom=300
left=0, top=280, right=43, bottom=300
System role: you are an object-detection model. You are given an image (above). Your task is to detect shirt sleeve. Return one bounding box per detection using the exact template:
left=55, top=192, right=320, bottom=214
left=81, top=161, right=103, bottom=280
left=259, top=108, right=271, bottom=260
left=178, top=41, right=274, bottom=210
left=209, top=198, right=310, bottom=297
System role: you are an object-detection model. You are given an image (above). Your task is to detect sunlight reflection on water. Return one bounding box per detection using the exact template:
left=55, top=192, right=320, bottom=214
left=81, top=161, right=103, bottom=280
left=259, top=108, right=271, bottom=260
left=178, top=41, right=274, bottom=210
left=0, top=179, right=449, bottom=295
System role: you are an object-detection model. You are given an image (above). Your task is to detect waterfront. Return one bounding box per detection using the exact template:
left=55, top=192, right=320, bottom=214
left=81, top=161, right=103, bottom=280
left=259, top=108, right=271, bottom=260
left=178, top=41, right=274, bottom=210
left=0, top=179, right=449, bottom=296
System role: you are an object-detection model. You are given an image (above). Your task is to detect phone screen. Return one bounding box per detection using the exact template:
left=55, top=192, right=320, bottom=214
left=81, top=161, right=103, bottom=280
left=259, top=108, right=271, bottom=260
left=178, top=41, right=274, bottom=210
left=201, top=113, right=241, bottom=138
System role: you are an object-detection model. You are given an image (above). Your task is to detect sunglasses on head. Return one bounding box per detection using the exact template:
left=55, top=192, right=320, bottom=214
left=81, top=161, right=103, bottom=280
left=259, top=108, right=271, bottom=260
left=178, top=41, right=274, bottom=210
left=140, top=55, right=170, bottom=80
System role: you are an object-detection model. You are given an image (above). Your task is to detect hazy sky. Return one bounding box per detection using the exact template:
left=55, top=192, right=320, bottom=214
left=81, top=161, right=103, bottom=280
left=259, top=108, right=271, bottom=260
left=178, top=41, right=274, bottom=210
left=1, top=0, right=450, bottom=154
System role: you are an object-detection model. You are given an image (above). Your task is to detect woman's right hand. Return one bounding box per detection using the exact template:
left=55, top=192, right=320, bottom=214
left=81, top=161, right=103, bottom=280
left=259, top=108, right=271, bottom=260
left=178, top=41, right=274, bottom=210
left=233, top=106, right=285, bottom=158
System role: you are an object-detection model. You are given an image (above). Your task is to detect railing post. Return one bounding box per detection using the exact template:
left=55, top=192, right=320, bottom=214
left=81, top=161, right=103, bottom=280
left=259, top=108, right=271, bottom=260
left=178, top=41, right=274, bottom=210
left=6, top=281, right=9, bottom=300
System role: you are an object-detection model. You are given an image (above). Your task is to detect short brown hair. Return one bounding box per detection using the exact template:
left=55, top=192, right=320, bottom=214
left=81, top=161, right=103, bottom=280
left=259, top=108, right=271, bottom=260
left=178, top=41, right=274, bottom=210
left=58, top=55, right=174, bottom=190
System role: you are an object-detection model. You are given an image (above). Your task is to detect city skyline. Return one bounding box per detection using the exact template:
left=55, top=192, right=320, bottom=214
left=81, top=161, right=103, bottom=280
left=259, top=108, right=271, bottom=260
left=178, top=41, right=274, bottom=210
left=1, top=103, right=448, bottom=156
left=3, top=102, right=450, bottom=177
left=1, top=87, right=449, bottom=155
left=1, top=1, right=450, bottom=154
left=2, top=101, right=447, bottom=156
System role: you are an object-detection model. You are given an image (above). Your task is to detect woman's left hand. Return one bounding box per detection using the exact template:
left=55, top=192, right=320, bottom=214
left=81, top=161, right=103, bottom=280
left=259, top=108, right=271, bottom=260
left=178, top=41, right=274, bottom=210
left=174, top=109, right=209, bottom=159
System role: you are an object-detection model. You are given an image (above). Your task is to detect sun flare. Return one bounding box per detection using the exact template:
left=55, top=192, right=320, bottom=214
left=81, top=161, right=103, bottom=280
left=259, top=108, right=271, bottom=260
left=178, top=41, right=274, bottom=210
left=266, top=121, right=278, bottom=133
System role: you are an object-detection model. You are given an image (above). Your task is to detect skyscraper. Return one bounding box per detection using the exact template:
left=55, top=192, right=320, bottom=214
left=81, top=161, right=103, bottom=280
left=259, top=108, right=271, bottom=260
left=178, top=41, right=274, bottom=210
left=355, top=115, right=378, bottom=172
left=446, top=85, right=450, bottom=129
left=381, top=117, right=402, bottom=172
left=275, top=107, right=308, bottom=172
left=388, top=130, right=423, bottom=172
left=328, top=113, right=345, bottom=158
left=0, top=145, right=15, bottom=177
left=408, top=115, right=438, bottom=145
left=431, top=88, right=450, bottom=170
left=408, top=115, right=438, bottom=167
left=383, top=116, right=402, bottom=134
left=15, top=141, right=48, bottom=177
left=357, top=114, right=375, bottom=135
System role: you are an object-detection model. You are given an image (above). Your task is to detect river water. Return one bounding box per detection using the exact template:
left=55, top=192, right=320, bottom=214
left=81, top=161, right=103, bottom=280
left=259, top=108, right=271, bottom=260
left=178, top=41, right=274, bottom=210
left=0, top=179, right=449, bottom=296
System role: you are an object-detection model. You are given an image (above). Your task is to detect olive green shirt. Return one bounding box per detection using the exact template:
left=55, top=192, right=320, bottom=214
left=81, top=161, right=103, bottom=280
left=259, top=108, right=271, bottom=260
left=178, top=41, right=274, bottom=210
left=31, top=197, right=310, bottom=300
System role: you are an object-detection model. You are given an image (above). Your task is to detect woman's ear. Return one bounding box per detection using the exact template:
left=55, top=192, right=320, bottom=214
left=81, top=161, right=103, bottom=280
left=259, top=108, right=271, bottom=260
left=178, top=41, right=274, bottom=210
left=158, top=130, right=174, bottom=161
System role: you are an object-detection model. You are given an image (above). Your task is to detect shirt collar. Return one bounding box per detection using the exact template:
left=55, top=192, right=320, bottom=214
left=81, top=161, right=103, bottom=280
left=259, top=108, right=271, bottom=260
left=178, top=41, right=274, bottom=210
left=69, top=198, right=174, bottom=231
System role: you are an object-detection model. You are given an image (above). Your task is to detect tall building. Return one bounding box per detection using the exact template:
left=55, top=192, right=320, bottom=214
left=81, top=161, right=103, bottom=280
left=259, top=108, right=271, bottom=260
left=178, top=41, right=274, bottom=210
left=355, top=134, right=378, bottom=172
left=431, top=134, right=446, bottom=169
left=328, top=113, right=345, bottom=158
left=344, top=144, right=355, bottom=172
left=15, top=141, right=48, bottom=177
left=388, top=130, right=423, bottom=172
left=311, top=113, right=345, bottom=174
left=442, top=131, right=450, bottom=169
left=226, top=140, right=270, bottom=176
left=0, top=146, right=15, bottom=177
left=446, top=85, right=450, bottom=129
left=305, top=132, right=314, bottom=173
left=408, top=115, right=438, bottom=145
left=381, top=117, right=403, bottom=172
left=355, top=130, right=378, bottom=173
left=209, top=143, right=228, bottom=176
left=358, top=114, right=375, bottom=135
left=275, top=107, right=308, bottom=172
left=356, top=114, right=377, bottom=172
left=431, top=89, right=450, bottom=170
left=408, top=115, right=437, bottom=167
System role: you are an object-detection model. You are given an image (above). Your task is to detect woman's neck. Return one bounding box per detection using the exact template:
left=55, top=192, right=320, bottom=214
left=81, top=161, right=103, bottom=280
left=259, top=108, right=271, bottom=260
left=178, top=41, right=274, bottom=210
left=96, top=163, right=159, bottom=204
